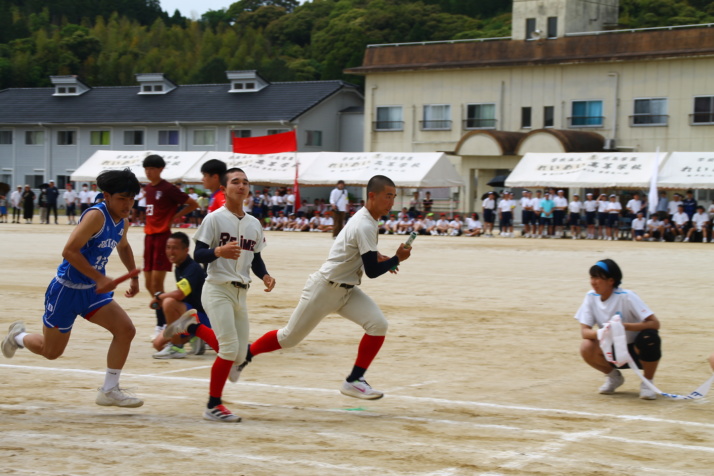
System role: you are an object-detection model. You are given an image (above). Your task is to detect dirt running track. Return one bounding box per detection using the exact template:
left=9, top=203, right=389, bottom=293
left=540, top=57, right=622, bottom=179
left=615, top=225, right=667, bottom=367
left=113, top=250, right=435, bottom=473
left=1, top=222, right=713, bottom=475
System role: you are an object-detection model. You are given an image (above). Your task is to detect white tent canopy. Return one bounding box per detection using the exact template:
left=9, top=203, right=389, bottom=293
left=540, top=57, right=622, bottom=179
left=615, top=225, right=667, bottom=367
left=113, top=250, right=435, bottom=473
left=70, top=150, right=207, bottom=183
left=505, top=152, right=661, bottom=189
left=73, top=150, right=465, bottom=188
left=298, top=152, right=464, bottom=188
left=657, top=151, right=714, bottom=189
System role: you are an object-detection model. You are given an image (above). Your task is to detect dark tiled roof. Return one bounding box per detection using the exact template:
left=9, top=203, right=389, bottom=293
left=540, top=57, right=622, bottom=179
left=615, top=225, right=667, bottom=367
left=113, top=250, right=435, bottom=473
left=0, top=81, right=358, bottom=125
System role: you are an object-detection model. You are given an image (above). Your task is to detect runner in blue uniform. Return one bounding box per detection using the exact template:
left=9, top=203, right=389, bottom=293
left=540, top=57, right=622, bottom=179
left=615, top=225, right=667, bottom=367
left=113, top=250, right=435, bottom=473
left=1, top=169, right=144, bottom=408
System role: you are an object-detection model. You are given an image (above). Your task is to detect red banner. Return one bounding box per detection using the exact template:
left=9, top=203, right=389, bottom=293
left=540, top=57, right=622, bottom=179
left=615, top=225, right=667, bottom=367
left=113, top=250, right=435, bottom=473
left=232, top=130, right=297, bottom=154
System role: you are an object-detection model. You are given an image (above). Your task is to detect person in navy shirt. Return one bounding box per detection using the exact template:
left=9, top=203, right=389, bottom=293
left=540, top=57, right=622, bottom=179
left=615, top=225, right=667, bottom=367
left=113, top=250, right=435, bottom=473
left=1, top=169, right=144, bottom=408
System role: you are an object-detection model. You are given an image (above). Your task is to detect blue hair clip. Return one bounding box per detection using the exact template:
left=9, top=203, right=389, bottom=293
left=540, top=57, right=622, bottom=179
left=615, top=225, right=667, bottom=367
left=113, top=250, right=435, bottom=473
left=595, top=261, right=609, bottom=273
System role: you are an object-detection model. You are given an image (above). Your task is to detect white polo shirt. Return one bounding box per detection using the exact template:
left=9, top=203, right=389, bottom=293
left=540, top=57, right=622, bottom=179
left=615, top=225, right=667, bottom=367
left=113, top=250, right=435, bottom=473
left=575, top=288, right=653, bottom=344
left=692, top=212, right=709, bottom=230
left=672, top=211, right=689, bottom=226
left=318, top=206, right=378, bottom=285
left=584, top=199, right=598, bottom=212
left=568, top=201, right=582, bottom=213
left=193, top=206, right=266, bottom=285
left=632, top=217, right=646, bottom=231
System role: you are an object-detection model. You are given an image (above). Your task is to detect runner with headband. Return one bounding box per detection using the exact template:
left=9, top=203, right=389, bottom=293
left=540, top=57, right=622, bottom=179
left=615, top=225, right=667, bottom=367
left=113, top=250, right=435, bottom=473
left=574, top=259, right=662, bottom=400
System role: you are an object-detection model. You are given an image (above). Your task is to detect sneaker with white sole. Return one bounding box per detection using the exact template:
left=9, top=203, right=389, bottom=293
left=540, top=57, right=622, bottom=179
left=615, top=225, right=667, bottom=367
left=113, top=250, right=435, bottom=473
left=1, top=321, right=25, bottom=358
left=598, top=369, right=625, bottom=394
left=96, top=385, right=144, bottom=408
left=639, top=380, right=658, bottom=400
left=204, top=404, right=241, bottom=422
left=190, top=337, right=206, bottom=355
left=149, top=325, right=165, bottom=342
left=153, top=345, right=187, bottom=359
left=163, top=310, right=199, bottom=339
left=340, top=377, right=384, bottom=400
left=229, top=359, right=250, bottom=383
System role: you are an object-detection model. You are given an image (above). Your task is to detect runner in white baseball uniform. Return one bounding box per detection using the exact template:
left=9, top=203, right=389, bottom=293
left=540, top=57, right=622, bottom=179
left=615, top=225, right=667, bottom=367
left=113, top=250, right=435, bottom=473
left=236, top=175, right=412, bottom=400
left=165, top=167, right=276, bottom=422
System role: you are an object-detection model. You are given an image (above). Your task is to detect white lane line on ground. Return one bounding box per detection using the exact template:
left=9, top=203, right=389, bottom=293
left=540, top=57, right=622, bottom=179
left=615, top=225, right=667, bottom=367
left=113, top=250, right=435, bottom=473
left=2, top=363, right=714, bottom=431
left=144, top=365, right=213, bottom=376
left=499, top=429, right=606, bottom=470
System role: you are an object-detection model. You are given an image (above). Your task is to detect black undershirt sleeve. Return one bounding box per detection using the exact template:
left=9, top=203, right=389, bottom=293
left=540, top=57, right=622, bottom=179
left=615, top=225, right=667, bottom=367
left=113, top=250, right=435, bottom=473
left=194, top=240, right=218, bottom=264
left=251, top=252, right=268, bottom=279
left=361, top=250, right=399, bottom=279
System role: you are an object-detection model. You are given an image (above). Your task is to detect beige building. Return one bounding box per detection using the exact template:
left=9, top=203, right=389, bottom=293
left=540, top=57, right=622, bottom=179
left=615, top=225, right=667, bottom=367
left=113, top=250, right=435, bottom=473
left=346, top=0, right=714, bottom=213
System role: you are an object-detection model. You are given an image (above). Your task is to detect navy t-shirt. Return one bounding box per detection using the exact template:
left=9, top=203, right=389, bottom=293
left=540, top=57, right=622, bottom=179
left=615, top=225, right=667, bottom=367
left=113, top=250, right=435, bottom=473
left=174, top=256, right=206, bottom=313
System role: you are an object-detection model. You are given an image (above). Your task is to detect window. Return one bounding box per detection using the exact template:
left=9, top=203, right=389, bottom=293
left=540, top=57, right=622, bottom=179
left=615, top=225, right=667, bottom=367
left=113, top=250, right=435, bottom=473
left=231, top=130, right=251, bottom=138
left=90, top=130, right=111, bottom=146
left=526, top=18, right=537, bottom=39
left=544, top=106, right=554, bottom=127
left=693, top=96, right=714, bottom=124
left=547, top=17, right=558, bottom=38
left=193, top=130, right=215, bottom=146
left=422, top=105, right=451, bottom=130
left=570, top=101, right=603, bottom=127
left=124, top=130, right=144, bottom=145
left=246, top=82, right=255, bottom=89
left=233, top=83, right=244, bottom=90
left=57, top=130, right=76, bottom=145
left=375, top=106, right=404, bottom=131
left=57, top=175, right=72, bottom=189
left=0, top=131, right=12, bottom=144
left=521, top=107, right=532, bottom=129
left=465, top=104, right=496, bottom=129
left=25, top=175, right=44, bottom=188
left=142, top=85, right=152, bottom=92
left=158, top=130, right=180, bottom=146
left=25, top=131, right=44, bottom=145
left=268, top=129, right=290, bottom=135
left=153, top=85, right=163, bottom=92
left=631, top=98, right=668, bottom=126
left=306, top=130, right=323, bottom=146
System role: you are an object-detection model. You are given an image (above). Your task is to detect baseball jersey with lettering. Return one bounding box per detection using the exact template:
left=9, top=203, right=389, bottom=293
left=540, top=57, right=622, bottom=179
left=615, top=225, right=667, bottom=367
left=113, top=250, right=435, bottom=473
left=144, top=180, right=189, bottom=235
left=193, top=206, right=266, bottom=285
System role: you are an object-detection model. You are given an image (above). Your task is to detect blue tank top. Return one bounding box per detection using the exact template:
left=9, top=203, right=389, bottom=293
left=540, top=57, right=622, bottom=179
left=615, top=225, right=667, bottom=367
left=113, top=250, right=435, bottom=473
left=56, top=201, right=125, bottom=286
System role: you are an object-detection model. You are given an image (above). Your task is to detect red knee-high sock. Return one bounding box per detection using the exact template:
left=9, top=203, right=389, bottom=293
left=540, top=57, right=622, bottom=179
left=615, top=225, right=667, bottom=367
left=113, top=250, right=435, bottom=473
left=249, top=329, right=281, bottom=357
left=209, top=357, right=233, bottom=399
left=195, top=324, right=219, bottom=351
left=354, top=334, right=385, bottom=369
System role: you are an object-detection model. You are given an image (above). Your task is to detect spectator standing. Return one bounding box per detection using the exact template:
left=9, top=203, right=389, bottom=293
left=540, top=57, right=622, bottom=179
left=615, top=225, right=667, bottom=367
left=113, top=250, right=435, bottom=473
left=568, top=194, right=583, bottom=239
left=553, top=190, right=568, bottom=238
left=682, top=190, right=697, bottom=221
left=63, top=183, right=78, bottom=225
left=79, top=184, right=92, bottom=213
left=22, top=185, right=35, bottom=223
left=329, top=180, right=349, bottom=238
left=597, top=193, right=609, bottom=239
left=583, top=193, right=598, bottom=239
left=45, top=180, right=60, bottom=225
left=422, top=191, right=433, bottom=214
left=10, top=185, right=22, bottom=223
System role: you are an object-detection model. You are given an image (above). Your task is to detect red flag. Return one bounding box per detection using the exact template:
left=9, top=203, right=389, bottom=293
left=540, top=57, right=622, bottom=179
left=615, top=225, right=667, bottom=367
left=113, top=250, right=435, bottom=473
left=232, top=130, right=297, bottom=154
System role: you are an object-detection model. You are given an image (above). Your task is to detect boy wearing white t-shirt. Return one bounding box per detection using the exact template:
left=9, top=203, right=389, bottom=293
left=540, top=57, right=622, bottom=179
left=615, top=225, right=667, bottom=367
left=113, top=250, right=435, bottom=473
left=631, top=212, right=646, bottom=241
left=575, top=259, right=661, bottom=400
left=684, top=206, right=709, bottom=242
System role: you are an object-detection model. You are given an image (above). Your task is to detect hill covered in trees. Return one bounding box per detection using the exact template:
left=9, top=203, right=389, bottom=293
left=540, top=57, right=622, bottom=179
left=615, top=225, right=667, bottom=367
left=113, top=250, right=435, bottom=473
left=1, top=0, right=713, bottom=90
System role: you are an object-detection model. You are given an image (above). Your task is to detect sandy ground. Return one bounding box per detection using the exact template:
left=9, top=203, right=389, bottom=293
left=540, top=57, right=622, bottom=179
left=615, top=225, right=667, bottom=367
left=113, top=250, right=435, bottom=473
left=1, top=221, right=714, bottom=475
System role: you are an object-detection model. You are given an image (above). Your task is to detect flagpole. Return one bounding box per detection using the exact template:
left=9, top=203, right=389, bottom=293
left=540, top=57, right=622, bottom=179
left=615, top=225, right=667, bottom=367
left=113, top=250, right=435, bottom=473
left=648, top=147, right=660, bottom=218
left=292, top=126, right=300, bottom=215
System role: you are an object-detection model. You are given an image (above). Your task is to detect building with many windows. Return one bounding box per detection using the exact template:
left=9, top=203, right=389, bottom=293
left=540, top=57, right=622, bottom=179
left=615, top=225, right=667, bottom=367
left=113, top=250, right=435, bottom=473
left=346, top=0, right=714, bottom=212
left=0, top=71, right=363, bottom=188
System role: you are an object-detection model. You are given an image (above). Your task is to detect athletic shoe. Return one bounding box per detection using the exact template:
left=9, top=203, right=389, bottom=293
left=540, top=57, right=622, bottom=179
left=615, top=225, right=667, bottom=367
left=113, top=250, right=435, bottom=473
left=1, top=321, right=25, bottom=358
left=190, top=337, right=206, bottom=355
left=96, top=385, right=144, bottom=408
left=229, top=359, right=250, bottom=383
left=163, top=310, right=198, bottom=339
left=149, top=325, right=165, bottom=342
left=640, top=380, right=658, bottom=400
left=204, top=404, right=241, bottom=422
left=340, top=377, right=384, bottom=400
left=598, top=369, right=625, bottom=394
left=152, top=345, right=187, bottom=359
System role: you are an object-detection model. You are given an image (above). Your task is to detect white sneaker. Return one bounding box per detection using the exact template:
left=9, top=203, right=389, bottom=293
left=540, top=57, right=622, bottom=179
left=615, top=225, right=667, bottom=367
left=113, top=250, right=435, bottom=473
left=598, top=369, right=625, bottom=394
left=96, top=385, right=144, bottom=408
left=684, top=237, right=689, bottom=242
left=1, top=321, right=25, bottom=358
left=163, top=310, right=198, bottom=339
left=229, top=359, right=250, bottom=383
left=640, top=380, right=658, bottom=400
left=204, top=404, right=241, bottom=422
left=152, top=344, right=187, bottom=359
left=149, top=325, right=165, bottom=342
left=340, top=377, right=384, bottom=400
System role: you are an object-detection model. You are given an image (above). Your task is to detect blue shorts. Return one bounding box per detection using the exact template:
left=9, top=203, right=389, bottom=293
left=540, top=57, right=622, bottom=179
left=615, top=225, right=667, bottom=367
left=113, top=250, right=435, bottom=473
left=184, top=303, right=211, bottom=328
left=43, top=278, right=113, bottom=333
left=500, top=211, right=512, bottom=227
left=586, top=211, right=596, bottom=225
left=0, top=206, right=6, bottom=215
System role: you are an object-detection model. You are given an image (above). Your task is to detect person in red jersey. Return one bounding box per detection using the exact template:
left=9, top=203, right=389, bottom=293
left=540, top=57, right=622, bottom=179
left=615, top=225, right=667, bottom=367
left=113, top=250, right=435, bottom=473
left=143, top=154, right=199, bottom=339
left=201, top=159, right=227, bottom=214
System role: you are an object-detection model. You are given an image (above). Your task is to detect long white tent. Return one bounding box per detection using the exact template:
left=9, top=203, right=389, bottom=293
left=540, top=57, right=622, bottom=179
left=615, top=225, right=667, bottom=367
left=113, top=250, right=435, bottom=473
left=505, top=152, right=662, bottom=189
left=72, top=150, right=465, bottom=188
left=657, top=151, right=714, bottom=189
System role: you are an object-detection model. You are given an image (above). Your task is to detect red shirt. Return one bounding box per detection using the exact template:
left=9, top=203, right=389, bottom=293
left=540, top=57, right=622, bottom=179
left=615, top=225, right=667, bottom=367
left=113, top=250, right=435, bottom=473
left=144, top=180, right=189, bottom=235
left=208, top=189, right=225, bottom=213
